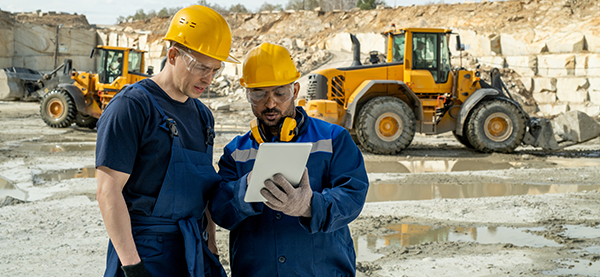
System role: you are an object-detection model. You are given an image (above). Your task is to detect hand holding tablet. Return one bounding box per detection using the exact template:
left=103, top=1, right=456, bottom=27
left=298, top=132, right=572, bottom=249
left=244, top=142, right=313, bottom=202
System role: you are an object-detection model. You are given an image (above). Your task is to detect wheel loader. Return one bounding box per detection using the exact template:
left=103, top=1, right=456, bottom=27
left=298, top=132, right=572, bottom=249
left=300, top=27, right=595, bottom=154
left=38, top=46, right=152, bottom=129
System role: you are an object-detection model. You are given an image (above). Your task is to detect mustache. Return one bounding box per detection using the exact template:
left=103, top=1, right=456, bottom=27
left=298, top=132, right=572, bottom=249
left=261, top=108, right=281, bottom=114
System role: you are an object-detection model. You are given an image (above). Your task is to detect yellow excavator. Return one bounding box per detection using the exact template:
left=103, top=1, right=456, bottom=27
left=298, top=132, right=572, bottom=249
left=300, top=27, right=567, bottom=154
left=38, top=46, right=152, bottom=128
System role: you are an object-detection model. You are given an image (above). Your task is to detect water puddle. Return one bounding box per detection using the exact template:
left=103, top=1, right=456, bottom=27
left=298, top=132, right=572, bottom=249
left=543, top=258, right=600, bottom=276
left=17, top=143, right=96, bottom=153
left=364, top=157, right=600, bottom=174
left=561, top=225, right=600, bottom=239
left=0, top=176, right=27, bottom=201
left=365, top=183, right=600, bottom=202
left=354, top=223, right=560, bottom=262
left=33, top=167, right=97, bottom=184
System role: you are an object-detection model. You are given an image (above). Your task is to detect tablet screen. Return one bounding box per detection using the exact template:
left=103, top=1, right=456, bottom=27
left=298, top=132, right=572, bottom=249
left=244, top=142, right=313, bottom=202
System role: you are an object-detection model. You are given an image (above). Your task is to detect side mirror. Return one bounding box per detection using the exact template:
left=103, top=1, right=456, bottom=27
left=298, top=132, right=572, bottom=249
left=89, top=48, right=95, bottom=59
left=456, top=36, right=465, bottom=51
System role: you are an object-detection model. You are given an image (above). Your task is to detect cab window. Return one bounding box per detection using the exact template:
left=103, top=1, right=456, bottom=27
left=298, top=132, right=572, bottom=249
left=412, top=33, right=450, bottom=83
left=392, top=34, right=405, bottom=63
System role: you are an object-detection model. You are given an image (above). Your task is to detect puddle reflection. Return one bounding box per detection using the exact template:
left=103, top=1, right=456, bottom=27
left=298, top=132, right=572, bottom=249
left=0, top=176, right=28, bottom=201
left=542, top=258, right=600, bottom=276
left=17, top=143, right=96, bottom=153
left=366, top=183, right=600, bottom=202
left=354, top=223, right=560, bottom=262
left=364, top=157, right=600, bottom=174
left=33, top=167, right=97, bottom=184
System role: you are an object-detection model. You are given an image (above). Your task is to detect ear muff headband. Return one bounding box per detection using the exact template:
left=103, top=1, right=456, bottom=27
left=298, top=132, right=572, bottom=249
left=250, top=107, right=305, bottom=144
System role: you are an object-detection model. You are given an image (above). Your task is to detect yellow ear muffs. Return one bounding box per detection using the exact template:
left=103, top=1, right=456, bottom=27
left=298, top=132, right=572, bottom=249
left=279, top=117, right=298, bottom=142
left=250, top=108, right=304, bottom=144
left=250, top=119, right=265, bottom=144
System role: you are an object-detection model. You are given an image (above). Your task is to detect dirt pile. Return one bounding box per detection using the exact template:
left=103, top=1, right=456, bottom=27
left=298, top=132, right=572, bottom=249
left=10, top=10, right=91, bottom=28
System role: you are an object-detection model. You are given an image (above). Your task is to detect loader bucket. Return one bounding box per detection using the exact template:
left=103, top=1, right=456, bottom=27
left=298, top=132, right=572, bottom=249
left=523, top=117, right=559, bottom=150
left=0, top=67, right=44, bottom=101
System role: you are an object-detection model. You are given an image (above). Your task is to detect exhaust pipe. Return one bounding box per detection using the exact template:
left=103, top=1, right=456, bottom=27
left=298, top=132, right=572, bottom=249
left=350, top=34, right=362, bottom=67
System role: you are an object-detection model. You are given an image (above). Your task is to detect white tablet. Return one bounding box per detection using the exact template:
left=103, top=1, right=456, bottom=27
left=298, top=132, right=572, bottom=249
left=244, top=142, right=313, bottom=202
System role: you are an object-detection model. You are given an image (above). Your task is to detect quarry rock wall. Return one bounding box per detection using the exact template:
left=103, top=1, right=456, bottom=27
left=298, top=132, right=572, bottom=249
left=2, top=0, right=600, bottom=116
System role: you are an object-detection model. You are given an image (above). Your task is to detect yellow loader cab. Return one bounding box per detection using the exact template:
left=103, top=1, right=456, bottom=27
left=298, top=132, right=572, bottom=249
left=39, top=46, right=152, bottom=129
left=303, top=27, right=544, bottom=154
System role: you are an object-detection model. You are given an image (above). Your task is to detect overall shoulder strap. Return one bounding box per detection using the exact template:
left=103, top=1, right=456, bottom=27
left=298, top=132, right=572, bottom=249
left=131, top=83, right=179, bottom=138
left=193, top=99, right=214, bottom=146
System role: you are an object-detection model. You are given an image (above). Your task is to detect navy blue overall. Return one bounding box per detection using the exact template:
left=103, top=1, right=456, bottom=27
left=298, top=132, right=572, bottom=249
left=104, top=84, right=225, bottom=277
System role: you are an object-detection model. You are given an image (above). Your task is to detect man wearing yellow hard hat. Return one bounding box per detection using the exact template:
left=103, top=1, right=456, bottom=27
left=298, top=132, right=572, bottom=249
left=96, top=5, right=238, bottom=277
left=209, top=42, right=369, bottom=276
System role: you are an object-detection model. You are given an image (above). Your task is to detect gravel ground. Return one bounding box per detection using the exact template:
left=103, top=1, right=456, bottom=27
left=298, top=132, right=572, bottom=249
left=1, top=101, right=600, bottom=276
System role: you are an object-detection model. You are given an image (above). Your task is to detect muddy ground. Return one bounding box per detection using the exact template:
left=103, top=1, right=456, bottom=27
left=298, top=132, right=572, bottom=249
left=1, top=99, right=600, bottom=276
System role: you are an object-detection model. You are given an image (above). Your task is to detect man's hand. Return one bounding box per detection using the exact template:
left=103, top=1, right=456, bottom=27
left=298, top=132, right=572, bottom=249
left=260, top=168, right=312, bottom=217
left=121, top=260, right=153, bottom=277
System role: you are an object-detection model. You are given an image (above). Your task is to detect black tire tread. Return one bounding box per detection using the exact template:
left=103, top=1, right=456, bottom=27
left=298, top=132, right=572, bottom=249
left=466, top=100, right=526, bottom=153
left=356, top=96, right=416, bottom=155
left=40, top=89, right=77, bottom=128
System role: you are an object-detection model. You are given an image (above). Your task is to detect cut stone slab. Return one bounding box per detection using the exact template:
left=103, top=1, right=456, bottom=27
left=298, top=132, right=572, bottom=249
left=532, top=77, right=557, bottom=93
left=478, top=56, right=505, bottom=69
left=546, top=32, right=586, bottom=53
left=569, top=103, right=600, bottom=117
left=589, top=78, right=600, bottom=105
left=533, top=91, right=557, bottom=103
left=538, top=103, right=569, bottom=116
left=538, top=54, right=575, bottom=77
left=506, top=56, right=536, bottom=77
left=552, top=110, right=600, bottom=143
left=556, top=77, right=589, bottom=103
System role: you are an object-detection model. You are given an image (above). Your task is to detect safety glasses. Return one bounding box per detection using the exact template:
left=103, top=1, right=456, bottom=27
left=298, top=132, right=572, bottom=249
left=175, top=47, right=225, bottom=79
left=246, top=84, right=294, bottom=106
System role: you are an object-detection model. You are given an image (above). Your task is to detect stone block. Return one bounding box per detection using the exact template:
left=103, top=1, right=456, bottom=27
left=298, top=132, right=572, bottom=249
left=575, top=54, right=600, bottom=77
left=533, top=91, right=557, bottom=103
left=546, top=32, right=586, bottom=53
left=552, top=110, right=600, bottom=142
left=13, top=23, right=54, bottom=56
left=537, top=54, right=575, bottom=77
left=569, top=103, right=600, bottom=117
left=588, top=78, right=600, bottom=105
left=520, top=77, right=533, bottom=92
left=478, top=56, right=505, bottom=68
left=532, top=77, right=557, bottom=93
left=0, top=28, right=14, bottom=58
left=450, top=29, right=490, bottom=57
left=537, top=103, right=569, bottom=116
left=506, top=56, right=536, bottom=77
left=556, top=77, right=589, bottom=103
left=584, top=33, right=600, bottom=53
left=501, top=33, right=537, bottom=56
left=0, top=57, right=11, bottom=68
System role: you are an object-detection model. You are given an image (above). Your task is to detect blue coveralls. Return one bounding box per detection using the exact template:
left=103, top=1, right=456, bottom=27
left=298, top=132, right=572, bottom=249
left=210, top=107, right=369, bottom=276
left=103, top=84, right=225, bottom=277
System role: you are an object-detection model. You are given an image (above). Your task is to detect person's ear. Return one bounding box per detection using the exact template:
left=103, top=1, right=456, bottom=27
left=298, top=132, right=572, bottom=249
left=168, top=48, right=178, bottom=65
left=292, top=82, right=300, bottom=100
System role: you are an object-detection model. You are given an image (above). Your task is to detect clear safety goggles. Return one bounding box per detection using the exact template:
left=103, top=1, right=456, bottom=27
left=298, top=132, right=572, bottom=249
left=175, top=47, right=225, bottom=79
left=246, top=84, right=294, bottom=106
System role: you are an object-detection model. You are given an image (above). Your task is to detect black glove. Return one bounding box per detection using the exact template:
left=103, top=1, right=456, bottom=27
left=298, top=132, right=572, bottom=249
left=121, top=260, right=153, bottom=277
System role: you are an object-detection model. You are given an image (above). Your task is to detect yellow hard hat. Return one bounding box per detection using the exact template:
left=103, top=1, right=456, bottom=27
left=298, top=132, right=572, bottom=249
left=163, top=5, right=239, bottom=63
left=239, top=42, right=301, bottom=88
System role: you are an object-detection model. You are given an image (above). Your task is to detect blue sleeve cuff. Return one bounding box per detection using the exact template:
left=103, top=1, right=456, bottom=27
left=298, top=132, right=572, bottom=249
left=235, top=173, right=264, bottom=216
left=299, top=192, right=325, bottom=234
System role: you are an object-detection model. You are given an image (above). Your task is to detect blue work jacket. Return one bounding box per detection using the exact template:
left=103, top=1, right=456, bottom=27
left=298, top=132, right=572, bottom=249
left=210, top=107, right=369, bottom=276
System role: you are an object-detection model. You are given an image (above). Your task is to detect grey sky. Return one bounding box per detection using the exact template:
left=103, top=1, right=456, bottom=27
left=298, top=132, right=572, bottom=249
left=1, top=1, right=496, bottom=26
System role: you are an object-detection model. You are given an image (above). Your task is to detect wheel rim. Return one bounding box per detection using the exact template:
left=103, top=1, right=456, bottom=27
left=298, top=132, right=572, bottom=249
left=375, top=112, right=402, bottom=142
left=47, top=99, right=65, bottom=119
left=484, top=112, right=512, bottom=142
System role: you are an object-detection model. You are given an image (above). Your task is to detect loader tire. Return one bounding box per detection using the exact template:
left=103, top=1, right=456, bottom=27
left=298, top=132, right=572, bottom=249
left=465, top=99, right=526, bottom=153
left=40, top=89, right=76, bottom=128
left=75, top=113, right=98, bottom=129
left=453, top=130, right=473, bottom=149
left=356, top=96, right=416, bottom=154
